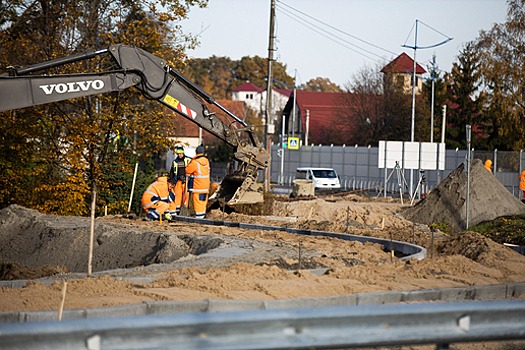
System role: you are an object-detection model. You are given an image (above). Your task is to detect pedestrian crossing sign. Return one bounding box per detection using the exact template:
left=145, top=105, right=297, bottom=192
left=288, top=137, right=300, bottom=150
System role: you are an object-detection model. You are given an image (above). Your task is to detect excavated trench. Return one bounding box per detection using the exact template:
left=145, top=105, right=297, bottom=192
left=0, top=205, right=426, bottom=281
left=0, top=205, right=225, bottom=278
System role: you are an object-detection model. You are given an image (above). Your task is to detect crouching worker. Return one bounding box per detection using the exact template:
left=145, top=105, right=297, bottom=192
left=141, top=174, right=177, bottom=221
left=186, top=145, right=210, bottom=219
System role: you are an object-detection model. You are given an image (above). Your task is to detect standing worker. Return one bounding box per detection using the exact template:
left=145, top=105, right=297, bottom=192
left=186, top=145, right=210, bottom=219
left=520, top=170, right=525, bottom=203
left=170, top=146, right=191, bottom=215
left=484, top=159, right=493, bottom=173
left=141, top=174, right=177, bottom=221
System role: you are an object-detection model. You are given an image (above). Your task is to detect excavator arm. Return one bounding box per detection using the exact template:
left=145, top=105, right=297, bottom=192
left=0, top=44, right=270, bottom=205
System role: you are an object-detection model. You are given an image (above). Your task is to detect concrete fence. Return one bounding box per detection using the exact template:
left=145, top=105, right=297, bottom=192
left=270, top=144, right=525, bottom=197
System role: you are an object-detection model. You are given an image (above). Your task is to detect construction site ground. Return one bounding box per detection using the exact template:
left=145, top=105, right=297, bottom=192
left=2, top=160, right=525, bottom=349
left=2, top=193, right=525, bottom=311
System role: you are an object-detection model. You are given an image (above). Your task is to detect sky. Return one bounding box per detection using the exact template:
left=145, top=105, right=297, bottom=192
left=180, top=0, right=508, bottom=88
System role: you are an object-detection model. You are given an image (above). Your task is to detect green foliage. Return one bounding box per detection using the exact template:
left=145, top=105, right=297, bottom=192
left=445, top=42, right=484, bottom=149
left=429, top=222, right=452, bottom=235
left=466, top=0, right=525, bottom=151
left=469, top=215, right=525, bottom=246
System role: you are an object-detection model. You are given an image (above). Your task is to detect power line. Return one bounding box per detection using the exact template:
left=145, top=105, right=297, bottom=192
left=276, top=0, right=397, bottom=56
left=276, top=5, right=385, bottom=63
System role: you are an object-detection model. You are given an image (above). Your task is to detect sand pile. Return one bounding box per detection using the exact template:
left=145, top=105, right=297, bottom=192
left=403, top=159, right=525, bottom=230
left=0, top=205, right=199, bottom=275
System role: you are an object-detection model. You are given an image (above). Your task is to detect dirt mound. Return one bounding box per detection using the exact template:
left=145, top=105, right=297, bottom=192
left=402, top=159, right=525, bottom=230
left=2, top=198, right=525, bottom=316
left=438, top=231, right=492, bottom=260
left=0, top=205, right=217, bottom=276
left=437, top=231, right=525, bottom=280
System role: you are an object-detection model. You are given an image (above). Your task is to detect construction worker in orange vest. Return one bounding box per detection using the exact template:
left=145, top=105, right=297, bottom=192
left=519, top=170, right=525, bottom=203
left=186, top=145, right=210, bottom=219
left=484, top=159, right=493, bottom=173
left=169, top=146, right=191, bottom=215
left=141, top=174, right=177, bottom=221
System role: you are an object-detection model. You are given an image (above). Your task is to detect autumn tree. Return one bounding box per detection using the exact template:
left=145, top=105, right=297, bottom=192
left=184, top=56, right=236, bottom=99
left=472, top=0, right=525, bottom=151
left=183, top=55, right=294, bottom=97
left=0, top=0, right=207, bottom=215
left=342, top=64, right=416, bottom=145
left=302, top=77, right=342, bottom=92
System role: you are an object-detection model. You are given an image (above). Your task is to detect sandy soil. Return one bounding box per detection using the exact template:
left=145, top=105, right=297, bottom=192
left=2, top=191, right=525, bottom=315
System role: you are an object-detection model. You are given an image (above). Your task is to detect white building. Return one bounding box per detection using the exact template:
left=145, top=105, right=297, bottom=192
left=232, top=81, right=291, bottom=124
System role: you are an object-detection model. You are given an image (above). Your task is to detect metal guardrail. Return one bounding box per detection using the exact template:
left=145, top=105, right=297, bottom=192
left=1, top=300, right=524, bottom=349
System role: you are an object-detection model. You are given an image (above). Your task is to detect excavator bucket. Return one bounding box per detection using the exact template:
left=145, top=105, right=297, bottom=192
left=213, top=173, right=264, bottom=206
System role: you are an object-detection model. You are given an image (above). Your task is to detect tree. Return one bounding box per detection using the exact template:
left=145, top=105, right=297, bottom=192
left=421, top=60, right=447, bottom=143
left=0, top=0, right=207, bottom=215
left=302, top=77, right=342, bottom=92
left=472, top=0, right=525, bottom=150
left=183, top=55, right=294, bottom=97
left=445, top=42, right=484, bottom=149
left=184, top=56, right=235, bottom=99
left=342, top=64, right=414, bottom=145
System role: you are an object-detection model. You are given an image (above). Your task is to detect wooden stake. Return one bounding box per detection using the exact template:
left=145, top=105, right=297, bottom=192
left=58, top=281, right=67, bottom=321
left=88, top=185, right=97, bottom=277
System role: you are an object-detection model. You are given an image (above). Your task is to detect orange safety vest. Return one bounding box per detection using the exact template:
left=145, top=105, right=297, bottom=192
left=520, top=171, right=525, bottom=191
left=141, top=176, right=176, bottom=210
left=186, top=154, right=210, bottom=193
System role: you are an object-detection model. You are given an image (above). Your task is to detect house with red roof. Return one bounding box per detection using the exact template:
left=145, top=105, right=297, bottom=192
left=232, top=81, right=291, bottom=124
left=381, top=52, right=427, bottom=94
left=281, top=53, right=425, bottom=146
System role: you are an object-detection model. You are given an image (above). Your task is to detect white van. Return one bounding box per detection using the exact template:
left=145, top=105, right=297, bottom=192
left=296, top=167, right=341, bottom=191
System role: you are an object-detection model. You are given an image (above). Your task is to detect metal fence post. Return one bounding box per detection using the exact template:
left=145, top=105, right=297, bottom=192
left=494, top=148, right=498, bottom=174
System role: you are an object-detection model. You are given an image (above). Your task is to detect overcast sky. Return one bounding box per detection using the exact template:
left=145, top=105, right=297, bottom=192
left=180, top=0, right=507, bottom=87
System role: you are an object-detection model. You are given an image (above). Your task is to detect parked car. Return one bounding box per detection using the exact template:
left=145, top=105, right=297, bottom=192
left=296, top=167, right=341, bottom=192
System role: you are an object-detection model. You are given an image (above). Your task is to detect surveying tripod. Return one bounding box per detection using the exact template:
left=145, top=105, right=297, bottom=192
left=410, top=170, right=427, bottom=206
left=379, top=161, right=409, bottom=205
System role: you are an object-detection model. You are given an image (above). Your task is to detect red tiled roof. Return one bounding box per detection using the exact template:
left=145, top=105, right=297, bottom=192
left=381, top=52, right=426, bottom=74
left=294, top=91, right=350, bottom=144
left=284, top=91, right=382, bottom=145
left=232, top=81, right=264, bottom=93
left=275, top=88, right=292, bottom=97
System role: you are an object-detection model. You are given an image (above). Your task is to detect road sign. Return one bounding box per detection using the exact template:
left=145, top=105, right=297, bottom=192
left=288, top=137, right=300, bottom=150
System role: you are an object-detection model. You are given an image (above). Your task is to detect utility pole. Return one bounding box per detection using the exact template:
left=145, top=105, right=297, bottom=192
left=264, top=0, right=276, bottom=192
left=465, top=124, right=472, bottom=229
left=430, top=54, right=436, bottom=143
left=402, top=19, right=452, bottom=198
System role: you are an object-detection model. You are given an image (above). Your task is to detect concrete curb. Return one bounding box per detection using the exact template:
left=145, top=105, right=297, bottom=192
left=1, top=282, right=524, bottom=324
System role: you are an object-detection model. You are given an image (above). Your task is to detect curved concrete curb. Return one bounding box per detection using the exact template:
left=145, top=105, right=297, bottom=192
left=1, top=282, right=524, bottom=324
left=171, top=216, right=427, bottom=261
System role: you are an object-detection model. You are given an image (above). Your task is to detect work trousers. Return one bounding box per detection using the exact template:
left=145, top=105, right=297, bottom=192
left=146, top=201, right=172, bottom=220
left=174, top=180, right=188, bottom=212
left=190, top=191, right=208, bottom=218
